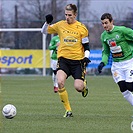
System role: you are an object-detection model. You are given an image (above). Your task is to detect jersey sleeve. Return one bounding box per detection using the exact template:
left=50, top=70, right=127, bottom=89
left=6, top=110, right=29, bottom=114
left=80, top=24, right=89, bottom=45
left=101, top=34, right=110, bottom=65
left=47, top=21, right=61, bottom=34
left=49, top=37, right=57, bottom=50
left=122, top=26, right=133, bottom=42
left=81, top=24, right=89, bottom=39
left=47, top=25, right=57, bottom=34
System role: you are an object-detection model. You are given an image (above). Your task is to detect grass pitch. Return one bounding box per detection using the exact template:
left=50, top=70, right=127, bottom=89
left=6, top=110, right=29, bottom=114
left=0, top=76, right=133, bottom=133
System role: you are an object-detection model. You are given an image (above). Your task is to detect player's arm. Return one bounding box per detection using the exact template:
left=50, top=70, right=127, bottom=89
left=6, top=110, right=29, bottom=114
left=80, top=24, right=90, bottom=57
left=82, top=37, right=90, bottom=57
left=121, top=27, right=133, bottom=53
left=49, top=45, right=57, bottom=50
left=48, top=37, right=56, bottom=50
left=41, top=22, right=49, bottom=34
left=49, top=42, right=57, bottom=50
left=82, top=36, right=91, bottom=66
left=122, top=26, right=133, bottom=42
left=98, top=35, right=110, bottom=73
left=101, top=42, right=110, bottom=65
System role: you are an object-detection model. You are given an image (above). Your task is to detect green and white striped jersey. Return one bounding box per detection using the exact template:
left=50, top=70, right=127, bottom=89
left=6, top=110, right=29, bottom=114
left=101, top=26, right=133, bottom=65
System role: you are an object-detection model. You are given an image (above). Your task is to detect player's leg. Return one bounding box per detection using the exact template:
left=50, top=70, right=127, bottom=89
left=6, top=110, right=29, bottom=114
left=81, top=60, right=89, bottom=97
left=52, top=70, right=58, bottom=93
left=51, top=60, right=58, bottom=93
left=123, top=58, right=133, bottom=105
left=112, top=60, right=133, bottom=105
left=82, top=79, right=89, bottom=97
left=126, top=82, right=133, bottom=92
left=118, top=81, right=133, bottom=106
left=72, top=61, right=88, bottom=97
left=112, top=70, right=133, bottom=105
left=74, top=79, right=88, bottom=97
left=57, top=69, right=72, bottom=117
left=56, top=57, right=73, bottom=117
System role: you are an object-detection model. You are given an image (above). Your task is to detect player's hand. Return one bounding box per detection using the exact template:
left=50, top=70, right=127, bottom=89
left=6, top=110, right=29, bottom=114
left=83, top=57, right=91, bottom=67
left=45, top=14, right=53, bottom=24
left=98, top=62, right=105, bottom=73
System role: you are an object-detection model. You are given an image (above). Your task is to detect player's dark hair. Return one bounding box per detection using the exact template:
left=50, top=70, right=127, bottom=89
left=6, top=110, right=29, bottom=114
left=101, top=13, right=113, bottom=22
left=65, top=4, right=77, bottom=14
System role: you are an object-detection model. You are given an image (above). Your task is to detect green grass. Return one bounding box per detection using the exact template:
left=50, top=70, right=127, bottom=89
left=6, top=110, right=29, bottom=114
left=0, top=76, right=133, bottom=133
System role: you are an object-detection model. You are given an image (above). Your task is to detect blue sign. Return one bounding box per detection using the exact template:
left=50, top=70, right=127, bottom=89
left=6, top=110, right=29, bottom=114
left=87, top=50, right=112, bottom=68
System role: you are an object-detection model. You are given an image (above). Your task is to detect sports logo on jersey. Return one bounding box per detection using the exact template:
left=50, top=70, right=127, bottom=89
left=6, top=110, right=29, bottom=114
left=130, top=70, right=133, bottom=76
left=108, top=39, right=123, bottom=58
left=64, top=36, right=77, bottom=46
left=76, top=25, right=79, bottom=28
left=108, top=40, right=117, bottom=47
left=115, top=35, right=119, bottom=39
left=113, top=71, right=118, bottom=77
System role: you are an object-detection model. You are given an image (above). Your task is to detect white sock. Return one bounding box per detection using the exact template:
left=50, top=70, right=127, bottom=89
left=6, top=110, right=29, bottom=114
left=122, top=90, right=133, bottom=106
left=52, top=73, right=55, bottom=86
left=52, top=73, right=58, bottom=88
left=54, top=75, right=58, bottom=88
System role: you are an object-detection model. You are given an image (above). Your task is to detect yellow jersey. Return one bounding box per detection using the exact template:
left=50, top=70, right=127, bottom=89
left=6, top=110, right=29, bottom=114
left=47, top=20, right=89, bottom=60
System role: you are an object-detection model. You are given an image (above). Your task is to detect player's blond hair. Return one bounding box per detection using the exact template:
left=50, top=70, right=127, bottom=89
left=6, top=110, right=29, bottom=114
left=65, top=4, right=77, bottom=14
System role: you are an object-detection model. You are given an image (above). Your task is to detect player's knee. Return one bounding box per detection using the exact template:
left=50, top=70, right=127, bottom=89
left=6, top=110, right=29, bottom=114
left=118, top=81, right=127, bottom=92
left=118, top=81, right=133, bottom=92
left=126, top=82, right=133, bottom=92
left=74, top=84, right=83, bottom=92
left=53, top=70, right=57, bottom=75
left=57, top=80, right=64, bottom=89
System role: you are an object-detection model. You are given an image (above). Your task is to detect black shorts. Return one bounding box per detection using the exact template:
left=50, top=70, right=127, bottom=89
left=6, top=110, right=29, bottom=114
left=57, top=57, right=86, bottom=81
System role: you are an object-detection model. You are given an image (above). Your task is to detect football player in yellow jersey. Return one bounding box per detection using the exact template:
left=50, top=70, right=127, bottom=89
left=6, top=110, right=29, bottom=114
left=41, top=4, right=91, bottom=117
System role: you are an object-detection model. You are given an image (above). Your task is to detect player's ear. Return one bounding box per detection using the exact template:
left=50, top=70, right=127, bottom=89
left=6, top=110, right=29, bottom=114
left=73, top=13, right=77, bottom=19
left=111, top=20, right=114, bottom=24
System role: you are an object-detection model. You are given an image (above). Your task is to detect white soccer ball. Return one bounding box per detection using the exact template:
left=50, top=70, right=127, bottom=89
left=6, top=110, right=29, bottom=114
left=2, top=104, right=17, bottom=119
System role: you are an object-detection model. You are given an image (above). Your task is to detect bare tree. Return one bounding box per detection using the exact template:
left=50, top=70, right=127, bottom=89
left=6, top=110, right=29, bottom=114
left=17, top=0, right=51, bottom=27
left=2, top=0, right=132, bottom=49
left=122, top=10, right=133, bottom=28
left=13, top=0, right=93, bottom=49
left=85, top=3, right=133, bottom=49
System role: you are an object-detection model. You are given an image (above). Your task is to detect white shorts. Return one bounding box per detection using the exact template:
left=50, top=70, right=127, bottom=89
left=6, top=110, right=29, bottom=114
left=51, top=59, right=58, bottom=71
left=111, top=58, right=133, bottom=83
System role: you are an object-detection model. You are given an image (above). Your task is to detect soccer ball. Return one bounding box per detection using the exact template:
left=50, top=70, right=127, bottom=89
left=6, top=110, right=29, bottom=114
left=2, top=104, right=17, bottom=119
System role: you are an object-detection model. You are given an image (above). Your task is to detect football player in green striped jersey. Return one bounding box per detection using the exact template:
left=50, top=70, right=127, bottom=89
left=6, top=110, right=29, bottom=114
left=49, top=35, right=60, bottom=93
left=98, top=13, right=133, bottom=108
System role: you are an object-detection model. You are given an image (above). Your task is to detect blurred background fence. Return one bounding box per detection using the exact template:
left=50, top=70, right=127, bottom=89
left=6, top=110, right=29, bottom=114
left=0, top=0, right=133, bottom=76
